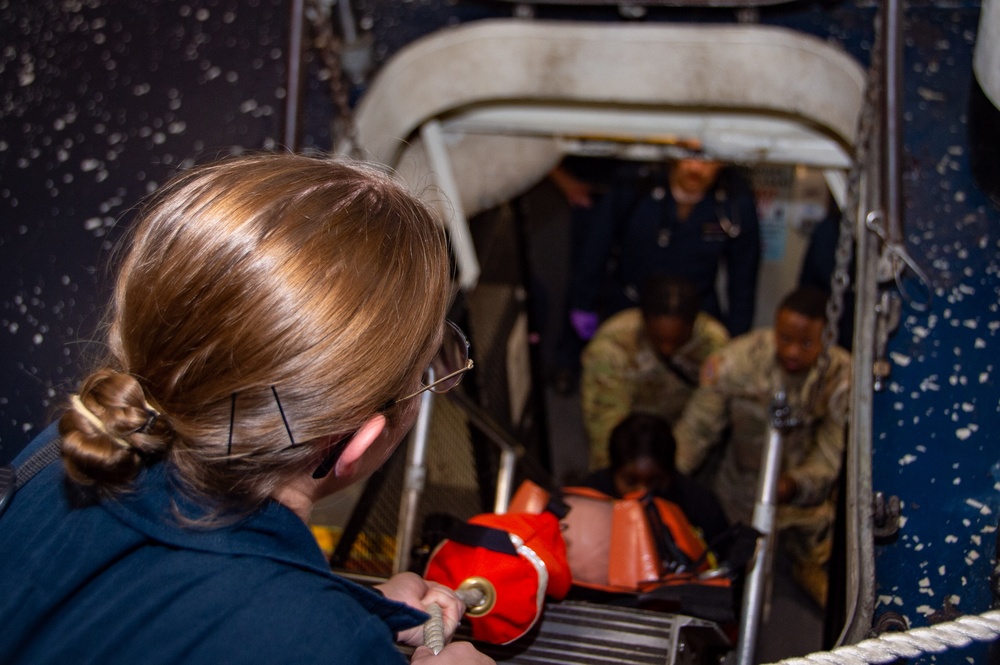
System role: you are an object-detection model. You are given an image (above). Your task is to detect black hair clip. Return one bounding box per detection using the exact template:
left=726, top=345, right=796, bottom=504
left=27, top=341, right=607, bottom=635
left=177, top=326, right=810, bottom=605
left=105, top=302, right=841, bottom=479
left=271, top=386, right=296, bottom=447
left=228, top=386, right=351, bottom=479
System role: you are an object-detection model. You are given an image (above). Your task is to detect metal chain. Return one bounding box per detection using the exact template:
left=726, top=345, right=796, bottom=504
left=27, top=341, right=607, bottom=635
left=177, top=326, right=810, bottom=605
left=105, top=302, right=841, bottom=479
left=805, top=9, right=884, bottom=417
left=304, top=0, right=361, bottom=157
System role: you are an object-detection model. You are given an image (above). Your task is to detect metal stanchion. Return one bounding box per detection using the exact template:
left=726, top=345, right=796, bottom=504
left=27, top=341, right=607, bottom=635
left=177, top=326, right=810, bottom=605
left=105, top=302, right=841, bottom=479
left=392, top=387, right=435, bottom=575
left=736, top=391, right=800, bottom=665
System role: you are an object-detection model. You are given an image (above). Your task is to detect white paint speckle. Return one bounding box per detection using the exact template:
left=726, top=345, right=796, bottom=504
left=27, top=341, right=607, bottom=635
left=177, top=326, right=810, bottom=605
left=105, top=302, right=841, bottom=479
left=956, top=428, right=972, bottom=440
left=900, top=454, right=918, bottom=465
left=890, top=351, right=912, bottom=367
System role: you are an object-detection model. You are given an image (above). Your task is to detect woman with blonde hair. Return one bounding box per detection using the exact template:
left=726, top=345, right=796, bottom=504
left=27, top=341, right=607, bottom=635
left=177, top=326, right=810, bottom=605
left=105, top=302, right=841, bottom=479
left=0, top=154, right=492, bottom=665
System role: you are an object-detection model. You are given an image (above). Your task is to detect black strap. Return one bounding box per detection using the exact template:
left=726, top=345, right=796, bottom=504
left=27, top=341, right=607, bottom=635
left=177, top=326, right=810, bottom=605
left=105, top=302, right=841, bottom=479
left=445, top=521, right=519, bottom=557
left=641, top=493, right=694, bottom=575
left=663, top=357, right=699, bottom=388
left=15, top=439, right=61, bottom=491
left=544, top=495, right=570, bottom=520
left=0, top=438, right=61, bottom=518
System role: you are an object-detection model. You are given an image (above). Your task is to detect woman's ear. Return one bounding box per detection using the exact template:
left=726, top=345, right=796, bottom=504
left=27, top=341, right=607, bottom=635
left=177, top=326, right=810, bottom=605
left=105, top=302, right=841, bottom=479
left=331, top=414, right=387, bottom=478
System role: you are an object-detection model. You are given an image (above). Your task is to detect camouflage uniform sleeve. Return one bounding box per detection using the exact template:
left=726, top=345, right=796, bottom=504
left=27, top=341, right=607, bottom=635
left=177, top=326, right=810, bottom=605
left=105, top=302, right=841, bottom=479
left=673, top=352, right=730, bottom=475
left=786, top=351, right=853, bottom=506
left=697, top=314, right=731, bottom=359
left=581, top=339, right=633, bottom=471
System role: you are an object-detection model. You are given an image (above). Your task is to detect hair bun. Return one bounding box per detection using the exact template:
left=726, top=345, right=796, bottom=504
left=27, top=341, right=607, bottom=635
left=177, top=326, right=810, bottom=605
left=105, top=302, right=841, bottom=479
left=59, top=369, right=171, bottom=488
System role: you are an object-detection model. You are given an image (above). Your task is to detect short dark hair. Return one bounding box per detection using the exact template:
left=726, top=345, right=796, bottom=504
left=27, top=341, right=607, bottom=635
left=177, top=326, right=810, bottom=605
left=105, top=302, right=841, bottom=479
left=640, top=275, right=701, bottom=324
left=608, top=413, right=677, bottom=476
left=778, top=286, right=829, bottom=322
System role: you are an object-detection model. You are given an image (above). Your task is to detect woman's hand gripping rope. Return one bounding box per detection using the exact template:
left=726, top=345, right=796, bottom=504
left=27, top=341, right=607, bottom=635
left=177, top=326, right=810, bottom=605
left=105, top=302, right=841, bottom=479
left=423, top=585, right=489, bottom=655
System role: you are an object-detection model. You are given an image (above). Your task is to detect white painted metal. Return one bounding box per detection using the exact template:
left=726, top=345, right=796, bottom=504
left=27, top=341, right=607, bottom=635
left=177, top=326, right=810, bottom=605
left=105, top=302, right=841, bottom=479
left=974, top=0, right=1000, bottom=109
left=420, top=120, right=481, bottom=290
left=356, top=20, right=865, bottom=175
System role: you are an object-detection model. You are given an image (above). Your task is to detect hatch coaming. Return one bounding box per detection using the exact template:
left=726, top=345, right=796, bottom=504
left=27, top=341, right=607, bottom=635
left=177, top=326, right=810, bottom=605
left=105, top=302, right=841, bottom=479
left=353, top=19, right=864, bottom=219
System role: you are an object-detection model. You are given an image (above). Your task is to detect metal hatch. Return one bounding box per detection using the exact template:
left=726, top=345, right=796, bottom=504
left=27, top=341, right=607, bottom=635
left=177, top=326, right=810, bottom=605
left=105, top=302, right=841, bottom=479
left=346, top=15, right=878, bottom=655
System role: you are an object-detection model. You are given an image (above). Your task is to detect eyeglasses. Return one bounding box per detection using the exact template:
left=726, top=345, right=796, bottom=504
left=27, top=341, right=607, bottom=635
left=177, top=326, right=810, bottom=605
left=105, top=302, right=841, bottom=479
left=389, top=319, right=474, bottom=406
left=314, top=322, right=472, bottom=479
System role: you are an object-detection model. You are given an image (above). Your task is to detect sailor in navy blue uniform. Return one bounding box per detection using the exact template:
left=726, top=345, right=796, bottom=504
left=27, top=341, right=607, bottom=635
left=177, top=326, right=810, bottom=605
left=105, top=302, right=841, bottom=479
left=568, top=150, right=762, bottom=339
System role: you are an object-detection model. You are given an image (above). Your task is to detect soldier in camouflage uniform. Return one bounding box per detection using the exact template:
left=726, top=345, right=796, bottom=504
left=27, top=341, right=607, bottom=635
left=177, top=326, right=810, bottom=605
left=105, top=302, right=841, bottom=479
left=581, top=276, right=730, bottom=471
left=673, top=286, right=851, bottom=607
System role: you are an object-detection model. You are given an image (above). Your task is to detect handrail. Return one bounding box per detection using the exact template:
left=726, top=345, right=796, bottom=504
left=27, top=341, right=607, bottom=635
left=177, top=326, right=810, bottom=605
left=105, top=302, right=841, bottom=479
left=770, top=610, right=1000, bottom=665
left=735, top=395, right=791, bottom=665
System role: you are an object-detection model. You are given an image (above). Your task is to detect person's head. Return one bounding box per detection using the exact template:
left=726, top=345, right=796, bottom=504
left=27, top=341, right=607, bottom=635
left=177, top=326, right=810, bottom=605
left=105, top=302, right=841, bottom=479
left=640, top=275, right=701, bottom=360
left=59, top=153, right=453, bottom=512
left=608, top=413, right=678, bottom=497
left=670, top=159, right=724, bottom=198
left=668, top=140, right=724, bottom=200
left=774, top=286, right=829, bottom=374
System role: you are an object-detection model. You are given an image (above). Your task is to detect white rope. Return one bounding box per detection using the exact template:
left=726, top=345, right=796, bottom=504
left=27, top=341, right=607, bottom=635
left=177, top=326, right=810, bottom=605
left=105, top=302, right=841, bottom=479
left=766, top=610, right=1000, bottom=665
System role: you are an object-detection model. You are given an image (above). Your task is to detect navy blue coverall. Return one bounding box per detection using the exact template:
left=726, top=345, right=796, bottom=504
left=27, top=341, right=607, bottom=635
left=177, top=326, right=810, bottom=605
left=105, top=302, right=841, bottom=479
left=569, top=164, right=762, bottom=336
